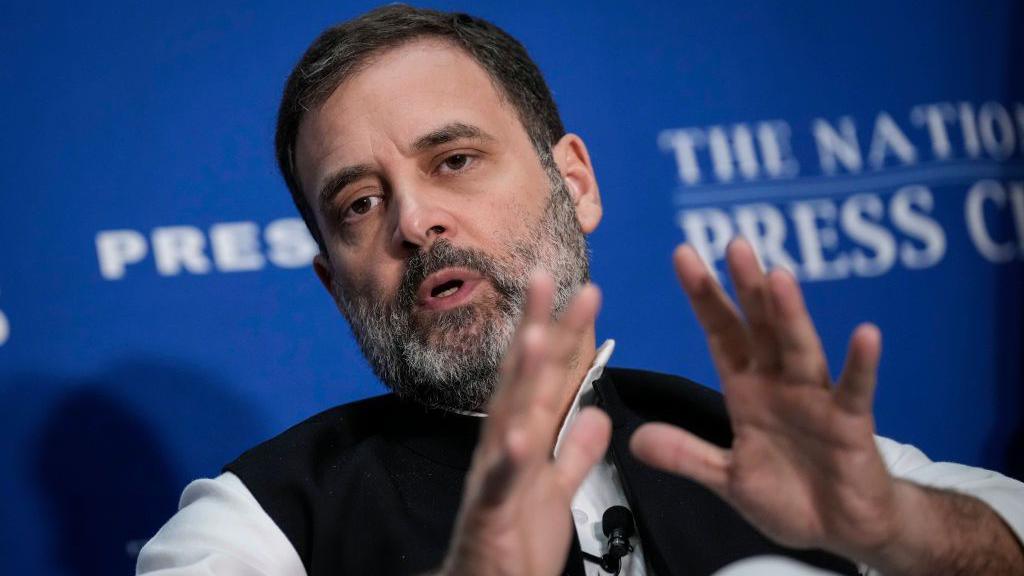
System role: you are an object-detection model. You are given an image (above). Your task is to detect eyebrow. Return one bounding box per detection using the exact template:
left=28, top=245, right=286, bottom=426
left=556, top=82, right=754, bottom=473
left=316, top=122, right=494, bottom=216
left=412, top=121, right=494, bottom=152
left=317, top=164, right=372, bottom=219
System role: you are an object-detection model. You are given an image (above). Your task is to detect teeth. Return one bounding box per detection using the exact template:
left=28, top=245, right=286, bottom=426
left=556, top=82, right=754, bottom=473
left=436, top=285, right=459, bottom=298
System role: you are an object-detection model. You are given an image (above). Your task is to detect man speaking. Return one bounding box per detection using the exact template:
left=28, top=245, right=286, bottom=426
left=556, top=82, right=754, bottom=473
left=137, top=5, right=1024, bottom=575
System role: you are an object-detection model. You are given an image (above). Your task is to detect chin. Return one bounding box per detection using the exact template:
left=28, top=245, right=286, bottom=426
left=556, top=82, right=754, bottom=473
left=420, top=307, right=493, bottom=353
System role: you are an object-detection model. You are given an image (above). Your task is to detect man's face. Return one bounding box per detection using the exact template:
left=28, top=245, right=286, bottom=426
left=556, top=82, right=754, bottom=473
left=293, top=39, right=599, bottom=411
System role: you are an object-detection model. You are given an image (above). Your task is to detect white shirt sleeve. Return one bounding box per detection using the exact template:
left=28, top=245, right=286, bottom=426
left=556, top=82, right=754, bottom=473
left=713, top=437, right=1024, bottom=576
left=855, top=436, right=1024, bottom=576
left=135, top=472, right=305, bottom=576
left=876, top=435, right=1024, bottom=544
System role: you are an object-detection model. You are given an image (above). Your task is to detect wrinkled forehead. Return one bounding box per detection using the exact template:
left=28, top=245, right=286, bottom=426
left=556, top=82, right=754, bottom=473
left=293, top=38, right=527, bottom=195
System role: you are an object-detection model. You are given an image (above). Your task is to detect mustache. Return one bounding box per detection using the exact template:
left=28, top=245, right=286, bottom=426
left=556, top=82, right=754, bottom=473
left=396, top=239, right=520, bottom=309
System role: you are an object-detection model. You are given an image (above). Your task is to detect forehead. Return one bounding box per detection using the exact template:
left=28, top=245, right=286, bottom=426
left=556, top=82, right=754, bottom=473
left=294, top=38, right=527, bottom=192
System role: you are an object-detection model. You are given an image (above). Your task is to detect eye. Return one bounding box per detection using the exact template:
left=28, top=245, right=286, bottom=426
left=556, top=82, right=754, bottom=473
left=345, top=195, right=383, bottom=219
left=437, top=153, right=474, bottom=174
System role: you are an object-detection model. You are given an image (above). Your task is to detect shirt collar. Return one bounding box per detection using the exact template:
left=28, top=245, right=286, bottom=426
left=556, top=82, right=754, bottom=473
left=554, top=339, right=616, bottom=456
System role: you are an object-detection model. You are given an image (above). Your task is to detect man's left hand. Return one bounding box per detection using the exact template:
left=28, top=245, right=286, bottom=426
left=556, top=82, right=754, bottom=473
left=629, top=238, right=1024, bottom=575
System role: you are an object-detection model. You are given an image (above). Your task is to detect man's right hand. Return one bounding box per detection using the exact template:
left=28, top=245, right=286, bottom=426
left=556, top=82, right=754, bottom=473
left=437, top=274, right=611, bottom=576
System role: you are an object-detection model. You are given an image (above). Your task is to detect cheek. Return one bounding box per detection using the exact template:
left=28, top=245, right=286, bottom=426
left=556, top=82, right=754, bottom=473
left=336, top=254, right=405, bottom=301
left=467, top=177, right=547, bottom=242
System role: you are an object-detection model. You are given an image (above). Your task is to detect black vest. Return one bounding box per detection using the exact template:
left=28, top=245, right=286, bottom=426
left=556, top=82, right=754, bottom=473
left=225, top=368, right=858, bottom=576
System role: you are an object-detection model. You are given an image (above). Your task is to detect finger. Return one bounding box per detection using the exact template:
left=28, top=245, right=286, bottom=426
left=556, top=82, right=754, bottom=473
left=492, top=273, right=557, bottom=412
left=554, top=407, right=612, bottom=495
left=487, top=322, right=547, bottom=433
left=629, top=422, right=730, bottom=496
left=497, top=272, right=554, bottom=383
left=489, top=279, right=597, bottom=451
left=766, top=268, right=829, bottom=384
left=524, top=271, right=556, bottom=325
left=511, top=284, right=602, bottom=454
left=674, top=244, right=751, bottom=374
left=532, top=284, right=602, bottom=414
left=835, top=323, right=882, bottom=415
left=726, top=238, right=780, bottom=371
left=550, top=283, right=602, bottom=364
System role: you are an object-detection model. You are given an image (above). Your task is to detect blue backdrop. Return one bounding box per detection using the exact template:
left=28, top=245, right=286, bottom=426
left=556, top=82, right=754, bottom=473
left=2, top=1, right=1022, bottom=574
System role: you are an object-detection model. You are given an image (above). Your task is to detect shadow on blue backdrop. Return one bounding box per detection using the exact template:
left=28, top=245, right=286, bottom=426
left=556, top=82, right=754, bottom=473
left=3, top=361, right=268, bottom=575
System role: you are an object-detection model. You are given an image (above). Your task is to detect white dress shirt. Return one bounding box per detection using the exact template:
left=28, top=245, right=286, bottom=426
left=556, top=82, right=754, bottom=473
left=137, top=339, right=1024, bottom=575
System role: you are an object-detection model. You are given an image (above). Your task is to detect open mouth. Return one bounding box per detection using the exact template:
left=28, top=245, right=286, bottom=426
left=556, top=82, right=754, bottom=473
left=417, top=268, right=483, bottom=311
left=431, top=278, right=464, bottom=299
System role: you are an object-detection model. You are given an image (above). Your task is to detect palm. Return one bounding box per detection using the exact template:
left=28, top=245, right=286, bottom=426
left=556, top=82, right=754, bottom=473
left=726, top=379, right=892, bottom=550
left=631, top=239, right=896, bottom=557
left=449, top=419, right=596, bottom=576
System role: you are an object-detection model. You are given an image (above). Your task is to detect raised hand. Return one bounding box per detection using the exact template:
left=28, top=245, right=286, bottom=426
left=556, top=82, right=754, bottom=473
left=630, top=238, right=898, bottom=561
left=438, top=274, right=611, bottom=576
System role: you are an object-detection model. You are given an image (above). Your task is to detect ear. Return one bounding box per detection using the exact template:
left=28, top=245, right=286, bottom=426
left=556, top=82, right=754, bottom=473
left=551, top=133, right=602, bottom=234
left=313, top=253, right=339, bottom=303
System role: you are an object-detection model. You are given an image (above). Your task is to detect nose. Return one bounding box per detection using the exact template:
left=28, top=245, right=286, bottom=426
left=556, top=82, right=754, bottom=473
left=391, top=192, right=457, bottom=252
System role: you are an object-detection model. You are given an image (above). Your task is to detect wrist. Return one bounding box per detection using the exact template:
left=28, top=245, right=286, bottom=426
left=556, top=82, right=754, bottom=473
left=860, top=480, right=943, bottom=576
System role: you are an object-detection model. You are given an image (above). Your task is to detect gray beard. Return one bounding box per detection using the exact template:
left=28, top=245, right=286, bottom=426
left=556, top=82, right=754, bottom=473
left=333, top=170, right=590, bottom=412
